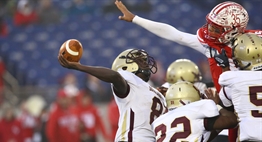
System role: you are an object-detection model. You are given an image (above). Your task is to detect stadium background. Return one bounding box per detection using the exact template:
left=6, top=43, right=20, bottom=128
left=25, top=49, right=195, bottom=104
left=0, top=0, right=261, bottom=141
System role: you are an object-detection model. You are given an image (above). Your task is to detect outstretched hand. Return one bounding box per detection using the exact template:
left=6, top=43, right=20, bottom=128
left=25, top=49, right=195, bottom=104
left=115, top=0, right=135, bottom=22
left=58, top=54, right=80, bottom=69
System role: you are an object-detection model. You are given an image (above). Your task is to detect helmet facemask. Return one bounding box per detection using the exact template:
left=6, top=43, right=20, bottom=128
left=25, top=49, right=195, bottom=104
left=111, top=49, right=157, bottom=81
left=206, top=16, right=242, bottom=44
left=125, top=49, right=157, bottom=81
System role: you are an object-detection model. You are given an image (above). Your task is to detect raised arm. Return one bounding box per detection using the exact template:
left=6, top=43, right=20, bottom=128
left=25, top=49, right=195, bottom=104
left=115, top=0, right=205, bottom=55
left=58, top=54, right=128, bottom=97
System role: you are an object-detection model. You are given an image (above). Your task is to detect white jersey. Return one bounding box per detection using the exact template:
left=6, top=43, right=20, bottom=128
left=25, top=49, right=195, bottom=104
left=112, top=70, right=167, bottom=142
left=219, top=71, right=262, bottom=141
left=152, top=100, right=219, bottom=142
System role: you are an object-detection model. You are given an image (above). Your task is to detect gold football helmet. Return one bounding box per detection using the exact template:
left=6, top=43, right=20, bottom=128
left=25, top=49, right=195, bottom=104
left=166, top=59, right=202, bottom=84
left=232, top=33, right=262, bottom=71
left=111, top=49, right=157, bottom=81
left=165, top=81, right=200, bottom=110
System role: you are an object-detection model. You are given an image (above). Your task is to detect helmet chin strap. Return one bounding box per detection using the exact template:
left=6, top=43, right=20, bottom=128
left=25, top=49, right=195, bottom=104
left=233, top=59, right=251, bottom=70
left=240, top=63, right=251, bottom=70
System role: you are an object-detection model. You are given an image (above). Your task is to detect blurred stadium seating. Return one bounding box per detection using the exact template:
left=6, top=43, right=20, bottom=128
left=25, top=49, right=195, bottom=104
left=0, top=0, right=261, bottom=88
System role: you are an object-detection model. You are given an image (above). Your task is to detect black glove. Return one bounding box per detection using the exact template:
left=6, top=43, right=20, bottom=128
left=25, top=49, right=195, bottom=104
left=214, top=49, right=229, bottom=68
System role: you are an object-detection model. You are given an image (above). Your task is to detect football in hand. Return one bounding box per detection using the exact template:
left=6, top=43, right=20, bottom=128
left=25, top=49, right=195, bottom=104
left=59, top=39, right=83, bottom=62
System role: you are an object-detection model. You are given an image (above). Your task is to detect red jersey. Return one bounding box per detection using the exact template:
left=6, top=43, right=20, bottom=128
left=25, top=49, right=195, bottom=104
left=74, top=103, right=108, bottom=140
left=0, top=118, right=23, bottom=142
left=46, top=104, right=80, bottom=142
left=197, top=27, right=262, bottom=91
left=18, top=111, right=38, bottom=142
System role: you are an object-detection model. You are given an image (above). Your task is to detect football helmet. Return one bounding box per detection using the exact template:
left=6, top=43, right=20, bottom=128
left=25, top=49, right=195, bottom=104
left=111, top=49, right=157, bottom=81
left=232, top=33, right=262, bottom=71
left=166, top=59, right=202, bottom=84
left=165, top=81, right=200, bottom=110
left=206, top=1, right=249, bottom=44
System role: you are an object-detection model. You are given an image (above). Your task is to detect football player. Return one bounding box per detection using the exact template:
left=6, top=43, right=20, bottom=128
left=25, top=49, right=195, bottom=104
left=152, top=81, right=238, bottom=142
left=206, top=33, right=262, bottom=142
left=58, top=48, right=167, bottom=141
left=115, top=1, right=262, bottom=141
left=158, top=59, right=206, bottom=97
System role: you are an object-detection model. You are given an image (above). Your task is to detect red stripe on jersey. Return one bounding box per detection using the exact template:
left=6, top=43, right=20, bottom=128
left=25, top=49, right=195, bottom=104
left=128, top=109, right=134, bottom=142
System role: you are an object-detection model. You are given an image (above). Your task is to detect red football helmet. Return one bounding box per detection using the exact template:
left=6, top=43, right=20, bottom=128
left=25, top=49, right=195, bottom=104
left=206, top=1, right=249, bottom=44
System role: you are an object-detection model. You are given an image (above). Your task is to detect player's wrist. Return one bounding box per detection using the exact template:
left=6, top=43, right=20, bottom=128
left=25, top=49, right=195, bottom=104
left=132, top=15, right=138, bottom=23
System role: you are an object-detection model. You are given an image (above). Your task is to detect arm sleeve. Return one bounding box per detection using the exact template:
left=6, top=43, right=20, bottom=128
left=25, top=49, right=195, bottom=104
left=218, top=72, right=234, bottom=107
left=219, top=87, right=233, bottom=107
left=132, top=16, right=205, bottom=55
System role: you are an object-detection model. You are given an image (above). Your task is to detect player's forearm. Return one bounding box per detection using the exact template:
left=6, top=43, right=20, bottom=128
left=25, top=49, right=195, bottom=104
left=207, top=130, right=220, bottom=142
left=133, top=16, right=186, bottom=42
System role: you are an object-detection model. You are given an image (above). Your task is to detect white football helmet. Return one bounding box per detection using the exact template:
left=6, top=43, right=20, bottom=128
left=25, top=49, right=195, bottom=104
left=166, top=59, right=202, bottom=84
left=111, top=49, right=157, bottom=81
left=165, top=81, right=200, bottom=110
left=232, top=33, right=262, bottom=71
left=206, top=1, right=249, bottom=43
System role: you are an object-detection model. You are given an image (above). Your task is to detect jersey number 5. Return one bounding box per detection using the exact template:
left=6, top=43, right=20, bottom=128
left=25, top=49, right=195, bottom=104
left=249, top=86, right=262, bottom=117
left=154, top=116, right=191, bottom=142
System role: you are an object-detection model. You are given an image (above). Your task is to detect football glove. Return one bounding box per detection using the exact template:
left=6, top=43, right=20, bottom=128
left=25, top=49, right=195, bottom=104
left=214, top=49, right=229, bottom=68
